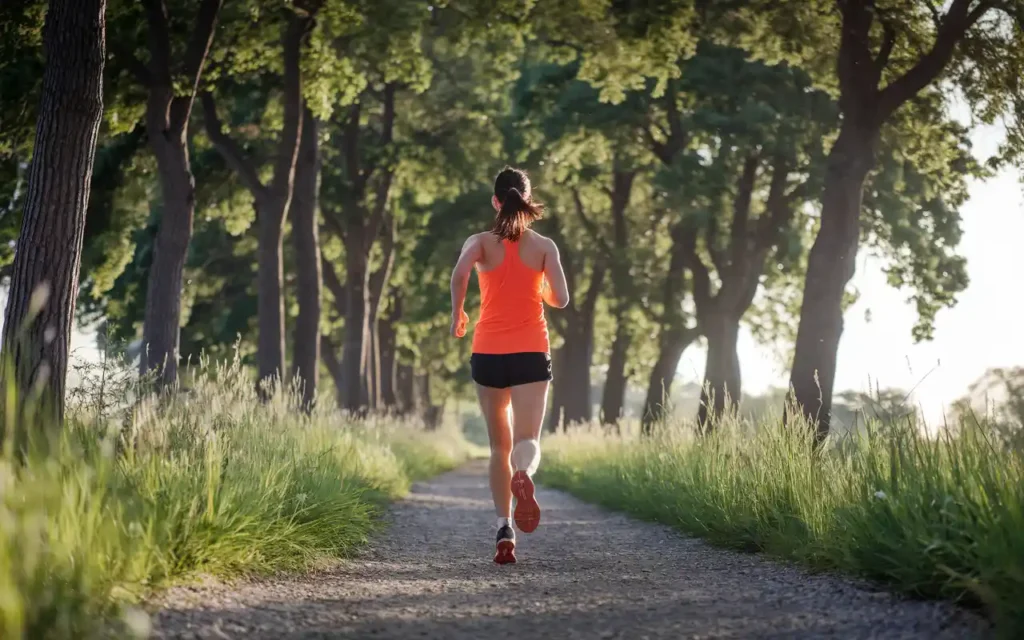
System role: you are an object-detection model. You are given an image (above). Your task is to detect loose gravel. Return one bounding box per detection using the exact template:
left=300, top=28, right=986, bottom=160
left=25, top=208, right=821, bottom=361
left=151, top=461, right=990, bottom=639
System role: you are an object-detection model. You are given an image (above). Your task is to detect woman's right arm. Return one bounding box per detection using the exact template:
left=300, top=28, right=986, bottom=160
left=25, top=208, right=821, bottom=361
left=541, top=238, right=570, bottom=309
left=450, top=234, right=481, bottom=337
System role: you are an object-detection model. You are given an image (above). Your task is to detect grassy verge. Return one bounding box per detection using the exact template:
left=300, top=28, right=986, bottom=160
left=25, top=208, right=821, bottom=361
left=0, top=360, right=471, bottom=639
left=539, top=415, right=1024, bottom=636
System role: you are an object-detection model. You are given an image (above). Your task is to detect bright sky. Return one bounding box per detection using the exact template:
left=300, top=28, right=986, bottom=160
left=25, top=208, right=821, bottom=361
left=676, top=122, right=1024, bottom=424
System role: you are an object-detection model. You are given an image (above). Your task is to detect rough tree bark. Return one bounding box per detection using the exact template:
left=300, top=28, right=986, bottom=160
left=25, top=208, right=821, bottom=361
left=322, top=84, right=396, bottom=413
left=545, top=214, right=605, bottom=430
left=0, top=0, right=105, bottom=428
left=365, top=216, right=396, bottom=410
left=321, top=334, right=344, bottom=406
left=641, top=224, right=699, bottom=434
left=787, top=0, right=987, bottom=438
left=202, top=11, right=313, bottom=393
left=571, top=168, right=636, bottom=426
left=378, top=294, right=401, bottom=409
left=137, top=0, right=222, bottom=386
left=290, top=104, right=321, bottom=410
left=395, top=361, right=415, bottom=414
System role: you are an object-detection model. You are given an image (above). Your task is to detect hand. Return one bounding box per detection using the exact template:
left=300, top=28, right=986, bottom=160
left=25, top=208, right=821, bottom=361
left=450, top=308, right=470, bottom=338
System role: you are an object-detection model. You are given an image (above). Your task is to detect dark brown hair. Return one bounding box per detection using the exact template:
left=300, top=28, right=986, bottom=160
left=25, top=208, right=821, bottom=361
left=492, top=166, right=544, bottom=242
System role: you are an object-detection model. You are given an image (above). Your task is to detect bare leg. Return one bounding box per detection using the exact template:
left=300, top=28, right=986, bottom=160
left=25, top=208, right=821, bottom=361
left=508, top=381, right=549, bottom=534
left=477, top=384, right=513, bottom=518
left=510, top=381, right=549, bottom=475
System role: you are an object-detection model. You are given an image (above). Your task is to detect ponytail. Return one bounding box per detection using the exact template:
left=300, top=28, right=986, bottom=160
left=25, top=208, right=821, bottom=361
left=493, top=187, right=543, bottom=242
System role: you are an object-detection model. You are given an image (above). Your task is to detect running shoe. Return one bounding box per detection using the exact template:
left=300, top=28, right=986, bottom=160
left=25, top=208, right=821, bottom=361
left=494, top=524, right=516, bottom=564
left=511, top=470, right=541, bottom=533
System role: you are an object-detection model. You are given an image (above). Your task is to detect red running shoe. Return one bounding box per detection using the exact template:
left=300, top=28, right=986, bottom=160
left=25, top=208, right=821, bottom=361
left=511, top=470, right=541, bottom=533
left=494, top=524, right=516, bottom=564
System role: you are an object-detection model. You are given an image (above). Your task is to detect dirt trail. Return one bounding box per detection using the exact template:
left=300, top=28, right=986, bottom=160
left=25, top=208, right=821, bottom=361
left=153, top=461, right=989, bottom=639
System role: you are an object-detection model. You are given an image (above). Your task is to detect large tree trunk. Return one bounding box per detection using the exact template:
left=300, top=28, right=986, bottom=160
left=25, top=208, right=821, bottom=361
left=340, top=228, right=369, bottom=411
left=321, top=334, right=344, bottom=407
left=545, top=345, right=566, bottom=432
left=140, top=140, right=192, bottom=385
left=0, top=0, right=105, bottom=428
left=255, top=17, right=305, bottom=390
left=697, top=312, right=741, bottom=432
left=788, top=125, right=876, bottom=439
left=290, top=105, right=321, bottom=410
left=364, top=221, right=395, bottom=410
left=378, top=299, right=399, bottom=410
left=559, top=330, right=594, bottom=426
left=600, top=307, right=630, bottom=425
left=202, top=13, right=306, bottom=395
left=641, top=327, right=696, bottom=434
left=137, top=0, right=221, bottom=387
left=396, top=361, right=415, bottom=414
left=256, top=198, right=288, bottom=390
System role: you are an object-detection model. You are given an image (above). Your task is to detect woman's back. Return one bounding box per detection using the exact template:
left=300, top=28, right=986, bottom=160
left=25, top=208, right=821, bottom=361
left=472, top=230, right=549, bottom=355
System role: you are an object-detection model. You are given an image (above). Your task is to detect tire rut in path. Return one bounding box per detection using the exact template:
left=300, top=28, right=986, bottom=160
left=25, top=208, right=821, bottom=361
left=153, top=461, right=989, bottom=639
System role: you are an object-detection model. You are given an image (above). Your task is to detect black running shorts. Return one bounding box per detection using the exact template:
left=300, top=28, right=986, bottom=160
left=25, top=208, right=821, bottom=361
left=470, top=352, right=552, bottom=389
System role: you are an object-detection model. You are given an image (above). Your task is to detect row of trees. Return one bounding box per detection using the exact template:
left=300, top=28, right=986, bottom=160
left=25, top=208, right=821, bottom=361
left=1, top=0, right=1021, bottom=439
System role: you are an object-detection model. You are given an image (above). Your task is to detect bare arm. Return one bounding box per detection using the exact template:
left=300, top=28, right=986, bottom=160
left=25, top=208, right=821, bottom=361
left=542, top=238, right=570, bottom=309
left=450, top=234, right=482, bottom=337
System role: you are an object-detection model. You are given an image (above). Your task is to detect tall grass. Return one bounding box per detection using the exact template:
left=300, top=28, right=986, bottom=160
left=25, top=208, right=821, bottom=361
left=539, top=411, right=1024, bottom=637
left=0, top=355, right=471, bottom=639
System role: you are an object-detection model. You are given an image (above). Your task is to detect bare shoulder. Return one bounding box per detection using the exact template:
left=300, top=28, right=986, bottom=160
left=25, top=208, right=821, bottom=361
left=462, top=232, right=487, bottom=250
left=526, top=229, right=558, bottom=251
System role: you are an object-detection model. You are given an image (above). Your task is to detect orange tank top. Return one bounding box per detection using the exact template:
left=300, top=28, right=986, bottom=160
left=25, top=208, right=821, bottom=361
left=472, top=239, right=550, bottom=355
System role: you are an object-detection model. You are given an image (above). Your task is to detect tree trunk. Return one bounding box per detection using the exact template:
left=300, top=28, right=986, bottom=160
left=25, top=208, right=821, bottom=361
left=788, top=125, right=876, bottom=440
left=378, top=302, right=398, bottom=410
left=600, top=307, right=630, bottom=425
left=137, top=0, right=221, bottom=388
left=140, top=139, right=192, bottom=386
left=559, top=330, right=593, bottom=426
left=290, top=106, right=320, bottom=410
left=0, top=0, right=105, bottom=429
left=545, top=345, right=566, bottom=432
left=641, top=328, right=696, bottom=434
left=396, top=362, right=415, bottom=414
left=256, top=198, right=288, bottom=392
left=321, top=334, right=344, bottom=407
left=340, top=231, right=369, bottom=411
left=697, top=312, right=741, bottom=432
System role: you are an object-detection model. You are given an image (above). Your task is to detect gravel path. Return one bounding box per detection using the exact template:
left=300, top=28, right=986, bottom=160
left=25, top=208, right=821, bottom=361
left=152, top=461, right=989, bottom=639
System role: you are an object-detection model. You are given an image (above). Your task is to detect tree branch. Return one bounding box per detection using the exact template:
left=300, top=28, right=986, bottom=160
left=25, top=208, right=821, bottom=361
left=570, top=187, right=614, bottom=258
left=170, top=0, right=224, bottom=132
left=269, top=14, right=308, bottom=200
left=321, top=207, right=347, bottom=242
left=679, top=223, right=712, bottom=312
left=142, top=0, right=172, bottom=86
left=727, top=153, right=759, bottom=276
left=322, top=256, right=348, bottom=315
left=201, top=92, right=268, bottom=201
left=366, top=84, right=397, bottom=241
left=581, top=260, right=606, bottom=322
left=874, top=15, right=897, bottom=73
left=876, top=0, right=993, bottom=120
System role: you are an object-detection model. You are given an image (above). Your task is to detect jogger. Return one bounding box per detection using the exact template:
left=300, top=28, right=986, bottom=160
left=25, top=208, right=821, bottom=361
left=449, top=166, right=570, bottom=564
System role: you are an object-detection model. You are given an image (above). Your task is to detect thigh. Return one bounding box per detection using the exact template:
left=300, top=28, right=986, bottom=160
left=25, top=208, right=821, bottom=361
left=510, top=380, right=549, bottom=443
left=476, top=384, right=512, bottom=451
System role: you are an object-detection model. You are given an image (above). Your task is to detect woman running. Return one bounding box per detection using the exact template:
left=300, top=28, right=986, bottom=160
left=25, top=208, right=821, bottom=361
left=449, top=166, right=570, bottom=565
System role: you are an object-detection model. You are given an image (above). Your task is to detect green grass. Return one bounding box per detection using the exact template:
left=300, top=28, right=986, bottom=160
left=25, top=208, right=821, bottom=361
left=0, top=359, right=471, bottom=639
left=539, top=413, right=1024, bottom=637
